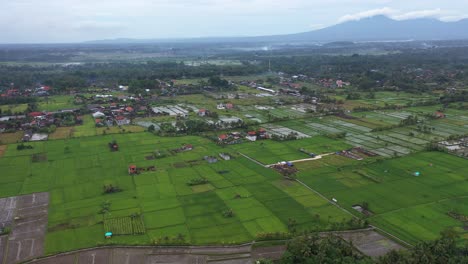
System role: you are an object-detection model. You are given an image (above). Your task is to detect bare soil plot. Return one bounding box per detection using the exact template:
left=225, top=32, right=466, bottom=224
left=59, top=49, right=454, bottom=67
left=251, top=245, right=286, bottom=261
left=338, top=229, right=404, bottom=257
left=24, top=229, right=403, bottom=263
left=27, top=245, right=254, bottom=264
left=0, top=145, right=7, bottom=158
left=0, top=132, right=24, bottom=145
left=1, top=192, right=49, bottom=264
left=0, top=196, right=16, bottom=229
left=48, top=127, right=73, bottom=140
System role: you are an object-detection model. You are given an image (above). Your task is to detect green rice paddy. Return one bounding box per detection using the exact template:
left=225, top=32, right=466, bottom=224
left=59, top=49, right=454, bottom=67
left=0, top=133, right=353, bottom=254
left=296, top=152, right=468, bottom=245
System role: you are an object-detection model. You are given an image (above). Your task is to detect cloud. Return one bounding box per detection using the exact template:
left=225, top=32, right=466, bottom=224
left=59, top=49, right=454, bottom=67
left=439, top=15, right=468, bottom=22
left=337, top=7, right=396, bottom=23
left=338, top=7, right=468, bottom=23
left=0, top=1, right=467, bottom=43
left=309, top=24, right=326, bottom=30
left=392, top=8, right=443, bottom=20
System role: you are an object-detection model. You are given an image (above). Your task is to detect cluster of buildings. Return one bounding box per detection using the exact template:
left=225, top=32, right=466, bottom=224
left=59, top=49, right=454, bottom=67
left=0, top=86, right=51, bottom=98
left=152, top=105, right=190, bottom=118
left=216, top=103, right=234, bottom=110
left=438, top=138, right=468, bottom=157
left=218, top=128, right=268, bottom=144
left=91, top=104, right=140, bottom=127
left=316, top=79, right=351, bottom=88
left=0, top=109, right=82, bottom=136
left=239, top=81, right=276, bottom=94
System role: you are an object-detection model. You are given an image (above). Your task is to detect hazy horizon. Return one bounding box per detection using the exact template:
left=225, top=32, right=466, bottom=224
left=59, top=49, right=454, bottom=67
left=1, top=0, right=468, bottom=44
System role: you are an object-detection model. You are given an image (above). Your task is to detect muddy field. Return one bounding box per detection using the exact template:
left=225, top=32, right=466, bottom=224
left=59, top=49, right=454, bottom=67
left=24, top=229, right=401, bottom=264
left=27, top=245, right=257, bottom=264
left=337, top=229, right=404, bottom=257
left=0, top=192, right=49, bottom=264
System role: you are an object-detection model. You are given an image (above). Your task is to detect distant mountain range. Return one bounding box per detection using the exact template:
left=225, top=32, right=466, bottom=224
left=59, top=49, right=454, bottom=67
left=86, top=15, right=468, bottom=44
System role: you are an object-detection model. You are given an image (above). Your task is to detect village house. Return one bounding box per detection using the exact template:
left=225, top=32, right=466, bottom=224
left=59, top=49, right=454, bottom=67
left=28, top=112, right=45, bottom=118
left=182, top=144, right=193, bottom=151
left=336, top=80, right=351, bottom=88
left=22, top=130, right=33, bottom=142
left=216, top=103, right=234, bottom=110
left=218, top=134, right=228, bottom=141
left=115, top=116, right=130, bottom=126
left=246, top=131, right=257, bottom=141
left=434, top=111, right=446, bottom=119
left=258, top=128, right=268, bottom=139
left=95, top=118, right=104, bottom=127
left=198, top=109, right=208, bottom=117
left=92, top=111, right=106, bottom=118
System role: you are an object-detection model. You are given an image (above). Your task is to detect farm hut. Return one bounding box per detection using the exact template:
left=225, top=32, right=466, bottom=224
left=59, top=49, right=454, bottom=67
left=246, top=131, right=257, bottom=141
left=183, top=144, right=193, bottom=151
left=204, top=156, right=218, bottom=164
left=414, top=171, right=421, bottom=177
left=198, top=109, right=207, bottom=117
left=219, top=153, right=231, bottom=160
left=128, top=165, right=137, bottom=175
left=434, top=111, right=446, bottom=119
left=105, top=232, right=113, bottom=238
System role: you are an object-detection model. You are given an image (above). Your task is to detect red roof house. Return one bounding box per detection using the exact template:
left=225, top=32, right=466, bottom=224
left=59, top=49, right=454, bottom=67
left=28, top=112, right=44, bottom=117
left=435, top=111, right=446, bottom=118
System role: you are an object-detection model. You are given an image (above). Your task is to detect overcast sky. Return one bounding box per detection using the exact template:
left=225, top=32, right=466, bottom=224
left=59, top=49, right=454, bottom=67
left=1, top=0, right=468, bottom=43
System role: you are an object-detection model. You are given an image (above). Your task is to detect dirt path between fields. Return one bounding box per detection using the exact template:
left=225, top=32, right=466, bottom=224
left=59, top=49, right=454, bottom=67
left=24, top=228, right=403, bottom=264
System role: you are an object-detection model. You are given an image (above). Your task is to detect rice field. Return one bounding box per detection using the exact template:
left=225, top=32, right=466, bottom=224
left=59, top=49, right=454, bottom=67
left=0, top=132, right=353, bottom=254
left=296, top=152, right=468, bottom=245
left=1, top=95, right=467, bottom=254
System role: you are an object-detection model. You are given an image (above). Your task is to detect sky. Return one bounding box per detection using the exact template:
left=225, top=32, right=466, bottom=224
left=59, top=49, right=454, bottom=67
left=1, top=0, right=468, bottom=43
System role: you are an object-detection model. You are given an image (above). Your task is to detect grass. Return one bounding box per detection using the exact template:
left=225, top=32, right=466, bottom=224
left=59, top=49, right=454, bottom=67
left=38, top=95, right=76, bottom=112
left=0, top=103, right=28, bottom=113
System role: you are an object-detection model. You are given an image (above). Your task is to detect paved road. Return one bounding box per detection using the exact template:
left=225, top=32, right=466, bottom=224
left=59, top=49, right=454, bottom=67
left=266, top=152, right=335, bottom=167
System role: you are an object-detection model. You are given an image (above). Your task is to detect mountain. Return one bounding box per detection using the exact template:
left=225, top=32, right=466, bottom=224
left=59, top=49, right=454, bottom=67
left=86, top=16, right=468, bottom=44
left=276, top=16, right=468, bottom=42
